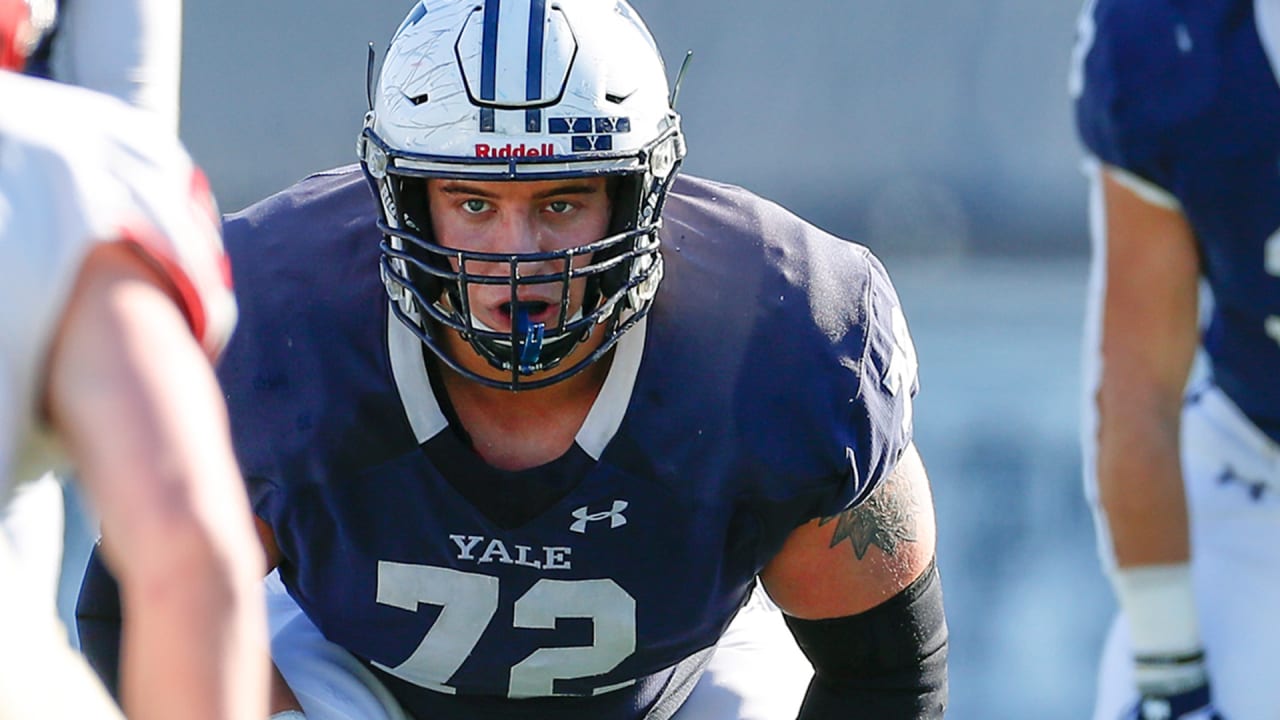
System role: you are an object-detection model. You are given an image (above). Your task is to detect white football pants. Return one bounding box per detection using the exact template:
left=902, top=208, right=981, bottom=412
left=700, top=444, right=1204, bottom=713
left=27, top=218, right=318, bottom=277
left=266, top=571, right=813, bottom=720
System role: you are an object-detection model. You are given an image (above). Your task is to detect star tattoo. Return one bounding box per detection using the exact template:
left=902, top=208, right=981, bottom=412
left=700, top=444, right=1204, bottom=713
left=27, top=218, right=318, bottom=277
left=819, top=474, right=919, bottom=560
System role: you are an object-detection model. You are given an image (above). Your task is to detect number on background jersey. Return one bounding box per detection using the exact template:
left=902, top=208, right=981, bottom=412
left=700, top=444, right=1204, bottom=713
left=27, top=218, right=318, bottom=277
left=372, top=562, right=637, bottom=697
left=885, top=305, right=919, bottom=436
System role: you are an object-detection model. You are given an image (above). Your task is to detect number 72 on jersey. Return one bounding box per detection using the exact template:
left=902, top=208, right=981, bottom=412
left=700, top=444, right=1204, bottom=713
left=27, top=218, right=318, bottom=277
left=372, top=562, right=639, bottom=698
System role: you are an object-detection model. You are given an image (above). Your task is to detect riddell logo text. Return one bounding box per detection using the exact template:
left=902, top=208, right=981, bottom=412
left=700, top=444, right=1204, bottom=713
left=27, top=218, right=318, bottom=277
left=475, top=143, right=556, bottom=158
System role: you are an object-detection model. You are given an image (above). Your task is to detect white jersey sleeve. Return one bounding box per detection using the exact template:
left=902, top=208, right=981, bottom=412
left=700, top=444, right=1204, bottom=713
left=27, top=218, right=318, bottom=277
left=0, top=71, right=235, bottom=493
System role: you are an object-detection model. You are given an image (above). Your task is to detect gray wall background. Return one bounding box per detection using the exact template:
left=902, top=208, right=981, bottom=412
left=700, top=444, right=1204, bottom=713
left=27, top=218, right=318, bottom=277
left=178, top=1, right=1112, bottom=717
left=181, top=1, right=1089, bottom=255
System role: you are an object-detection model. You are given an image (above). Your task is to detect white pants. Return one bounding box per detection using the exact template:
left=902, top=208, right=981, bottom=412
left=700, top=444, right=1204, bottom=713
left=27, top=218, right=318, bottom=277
left=0, top=473, right=65, bottom=611
left=267, top=572, right=813, bottom=720
left=1092, top=386, right=1280, bottom=720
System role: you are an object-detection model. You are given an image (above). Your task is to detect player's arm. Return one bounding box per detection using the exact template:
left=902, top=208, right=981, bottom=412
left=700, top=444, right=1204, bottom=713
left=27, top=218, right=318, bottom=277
left=1091, top=166, right=1214, bottom=715
left=1094, top=166, right=1199, bottom=570
left=78, top=500, right=301, bottom=714
left=760, top=442, right=946, bottom=719
left=46, top=242, right=269, bottom=720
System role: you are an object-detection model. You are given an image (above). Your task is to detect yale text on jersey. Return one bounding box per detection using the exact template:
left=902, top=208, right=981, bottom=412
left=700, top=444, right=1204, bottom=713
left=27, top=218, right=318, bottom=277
left=449, top=534, right=572, bottom=570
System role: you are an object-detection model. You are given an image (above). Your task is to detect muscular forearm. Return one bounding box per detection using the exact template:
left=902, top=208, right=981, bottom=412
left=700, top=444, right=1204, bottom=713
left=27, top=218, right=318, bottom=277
left=48, top=248, right=269, bottom=719
left=1085, top=168, right=1216, bottom=716
left=80, top=543, right=281, bottom=719
left=76, top=482, right=268, bottom=720
left=1094, top=392, right=1189, bottom=567
left=1092, top=167, right=1199, bottom=570
left=96, top=427, right=269, bottom=720
left=115, top=532, right=266, bottom=720
left=95, top=439, right=267, bottom=720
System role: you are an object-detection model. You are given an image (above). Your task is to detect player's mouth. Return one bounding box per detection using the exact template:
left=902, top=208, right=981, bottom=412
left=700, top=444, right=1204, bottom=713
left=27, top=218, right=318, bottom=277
left=498, top=300, right=557, bottom=328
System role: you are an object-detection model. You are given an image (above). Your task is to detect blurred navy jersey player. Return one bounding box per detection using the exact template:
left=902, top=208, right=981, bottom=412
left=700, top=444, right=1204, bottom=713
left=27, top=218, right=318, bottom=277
left=1073, top=0, right=1280, bottom=718
left=76, top=1, right=949, bottom=718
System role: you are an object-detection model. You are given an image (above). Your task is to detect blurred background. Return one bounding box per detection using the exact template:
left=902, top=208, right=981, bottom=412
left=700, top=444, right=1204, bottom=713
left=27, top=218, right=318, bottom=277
left=178, top=1, right=1112, bottom=716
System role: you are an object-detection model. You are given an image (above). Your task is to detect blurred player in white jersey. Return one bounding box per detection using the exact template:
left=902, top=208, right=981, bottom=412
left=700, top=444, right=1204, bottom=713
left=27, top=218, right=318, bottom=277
left=1072, top=0, right=1280, bottom=718
left=0, top=0, right=269, bottom=716
left=3, top=0, right=186, bottom=637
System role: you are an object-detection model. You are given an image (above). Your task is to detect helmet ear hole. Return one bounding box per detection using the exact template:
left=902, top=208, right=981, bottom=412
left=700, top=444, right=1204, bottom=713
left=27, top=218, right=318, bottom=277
left=594, top=174, right=643, bottom=299
left=392, top=176, right=446, bottom=304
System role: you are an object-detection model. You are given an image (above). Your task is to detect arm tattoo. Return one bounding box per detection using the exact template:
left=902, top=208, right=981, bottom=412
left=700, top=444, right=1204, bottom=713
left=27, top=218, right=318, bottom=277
left=819, top=469, right=919, bottom=560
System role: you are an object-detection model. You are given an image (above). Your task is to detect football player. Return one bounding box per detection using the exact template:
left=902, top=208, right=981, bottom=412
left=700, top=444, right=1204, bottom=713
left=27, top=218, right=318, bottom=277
left=0, top=0, right=269, bottom=716
left=79, top=1, right=949, bottom=718
left=3, top=0, right=185, bottom=644
left=1073, top=0, right=1280, bottom=718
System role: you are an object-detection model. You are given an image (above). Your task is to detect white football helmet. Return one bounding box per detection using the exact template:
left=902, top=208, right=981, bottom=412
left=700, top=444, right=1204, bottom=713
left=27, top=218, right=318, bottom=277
left=358, top=0, right=685, bottom=390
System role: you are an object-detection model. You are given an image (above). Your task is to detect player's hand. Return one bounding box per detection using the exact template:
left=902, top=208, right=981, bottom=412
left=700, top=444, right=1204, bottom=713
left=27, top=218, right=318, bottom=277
left=1127, top=650, right=1224, bottom=720
left=1127, top=682, right=1224, bottom=720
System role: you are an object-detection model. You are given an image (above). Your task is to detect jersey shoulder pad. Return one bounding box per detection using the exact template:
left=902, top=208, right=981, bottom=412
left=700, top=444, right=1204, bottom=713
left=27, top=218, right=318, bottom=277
left=661, top=175, right=918, bottom=514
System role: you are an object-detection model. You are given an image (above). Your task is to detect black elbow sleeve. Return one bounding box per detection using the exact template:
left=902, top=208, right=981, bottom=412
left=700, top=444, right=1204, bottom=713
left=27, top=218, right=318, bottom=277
left=784, top=557, right=948, bottom=719
left=75, top=543, right=122, bottom=700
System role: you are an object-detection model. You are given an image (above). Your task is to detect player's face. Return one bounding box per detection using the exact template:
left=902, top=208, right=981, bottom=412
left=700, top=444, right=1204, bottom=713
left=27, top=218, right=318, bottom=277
left=426, top=177, right=612, bottom=335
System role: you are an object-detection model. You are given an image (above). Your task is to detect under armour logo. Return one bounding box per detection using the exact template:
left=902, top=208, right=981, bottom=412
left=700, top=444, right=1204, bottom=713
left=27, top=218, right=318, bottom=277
left=569, top=500, right=629, bottom=534
left=1217, top=465, right=1268, bottom=502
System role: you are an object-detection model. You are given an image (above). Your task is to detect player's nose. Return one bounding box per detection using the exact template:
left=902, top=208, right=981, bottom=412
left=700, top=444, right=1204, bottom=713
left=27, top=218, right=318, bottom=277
left=487, top=209, right=539, bottom=254
left=495, top=210, right=565, bottom=261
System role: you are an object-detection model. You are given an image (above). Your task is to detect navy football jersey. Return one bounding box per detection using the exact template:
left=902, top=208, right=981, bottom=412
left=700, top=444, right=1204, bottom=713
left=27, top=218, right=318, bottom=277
left=1074, top=0, right=1280, bottom=440
left=220, top=167, right=917, bottom=719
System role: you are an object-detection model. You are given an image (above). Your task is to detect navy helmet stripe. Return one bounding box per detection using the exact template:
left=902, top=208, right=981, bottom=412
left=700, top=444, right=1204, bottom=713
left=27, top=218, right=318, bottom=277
left=480, top=0, right=501, bottom=102
left=396, top=2, right=428, bottom=38
left=525, top=0, right=546, bottom=102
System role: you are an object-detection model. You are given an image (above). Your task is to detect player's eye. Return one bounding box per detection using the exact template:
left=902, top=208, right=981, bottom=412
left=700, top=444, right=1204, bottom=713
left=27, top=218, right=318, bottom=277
left=546, top=200, right=573, bottom=214
left=461, top=198, right=489, bottom=214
